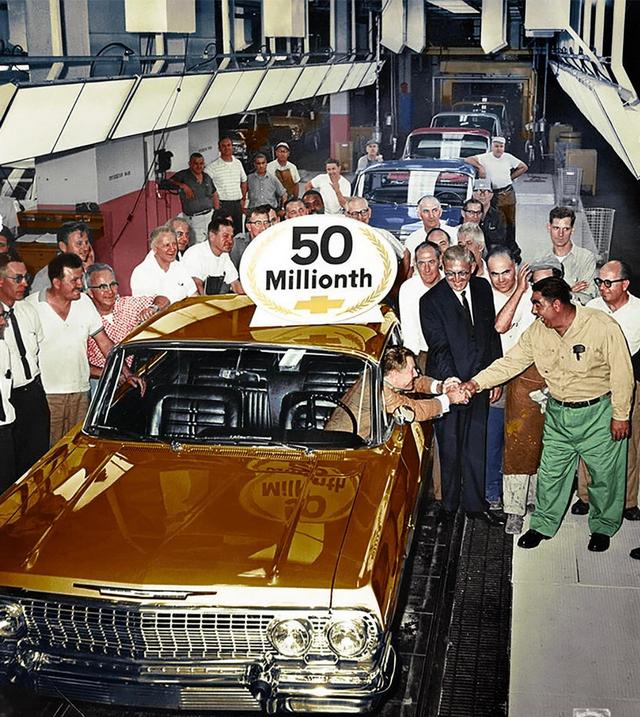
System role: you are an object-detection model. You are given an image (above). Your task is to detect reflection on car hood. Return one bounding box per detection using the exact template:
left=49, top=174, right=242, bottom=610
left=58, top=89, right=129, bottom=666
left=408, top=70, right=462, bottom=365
left=0, top=435, right=380, bottom=599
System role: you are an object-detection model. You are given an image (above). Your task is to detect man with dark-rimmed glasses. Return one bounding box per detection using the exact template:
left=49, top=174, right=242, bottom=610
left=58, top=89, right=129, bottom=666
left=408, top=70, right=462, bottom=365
left=572, top=261, right=640, bottom=535
left=86, top=263, right=169, bottom=387
left=0, top=253, right=49, bottom=480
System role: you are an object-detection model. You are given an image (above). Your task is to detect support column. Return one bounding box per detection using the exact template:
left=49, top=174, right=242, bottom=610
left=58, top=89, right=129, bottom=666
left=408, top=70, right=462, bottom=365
left=329, top=0, right=351, bottom=168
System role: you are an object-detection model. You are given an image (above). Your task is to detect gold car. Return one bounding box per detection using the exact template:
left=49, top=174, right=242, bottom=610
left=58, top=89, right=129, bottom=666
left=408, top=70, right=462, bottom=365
left=0, top=295, right=428, bottom=714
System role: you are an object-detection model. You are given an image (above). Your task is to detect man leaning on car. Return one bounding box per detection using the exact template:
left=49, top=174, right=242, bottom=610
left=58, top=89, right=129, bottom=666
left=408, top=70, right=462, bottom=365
left=326, top=346, right=468, bottom=439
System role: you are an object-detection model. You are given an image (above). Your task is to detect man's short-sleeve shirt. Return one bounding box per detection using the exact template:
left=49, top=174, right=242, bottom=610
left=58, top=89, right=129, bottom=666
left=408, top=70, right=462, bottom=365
left=87, top=295, right=154, bottom=369
left=26, top=291, right=103, bottom=394
left=475, top=151, right=521, bottom=189
left=130, top=252, right=197, bottom=304
left=205, top=157, right=247, bottom=201
left=171, top=169, right=217, bottom=216
left=181, top=242, right=239, bottom=294
left=310, top=174, right=351, bottom=214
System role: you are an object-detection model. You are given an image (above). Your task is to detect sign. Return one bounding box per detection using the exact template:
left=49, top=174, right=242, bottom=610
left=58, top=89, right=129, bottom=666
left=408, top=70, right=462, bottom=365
left=239, top=215, right=397, bottom=327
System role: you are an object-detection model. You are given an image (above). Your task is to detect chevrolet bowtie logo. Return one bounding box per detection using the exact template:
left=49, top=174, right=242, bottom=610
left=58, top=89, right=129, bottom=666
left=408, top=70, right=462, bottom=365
left=295, top=295, right=344, bottom=314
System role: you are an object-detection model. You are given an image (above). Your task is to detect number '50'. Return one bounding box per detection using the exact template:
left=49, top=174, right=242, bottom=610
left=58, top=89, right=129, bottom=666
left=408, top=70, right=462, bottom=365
left=291, top=226, right=353, bottom=265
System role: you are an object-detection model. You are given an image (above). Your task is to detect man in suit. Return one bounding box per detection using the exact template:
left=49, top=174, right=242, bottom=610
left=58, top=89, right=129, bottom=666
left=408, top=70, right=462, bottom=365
left=420, top=245, right=503, bottom=523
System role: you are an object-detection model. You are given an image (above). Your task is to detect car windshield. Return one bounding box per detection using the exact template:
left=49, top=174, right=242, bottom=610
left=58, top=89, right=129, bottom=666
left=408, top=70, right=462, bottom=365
left=432, top=113, right=497, bottom=133
left=86, top=344, right=374, bottom=449
left=407, top=133, right=488, bottom=159
left=362, top=168, right=470, bottom=206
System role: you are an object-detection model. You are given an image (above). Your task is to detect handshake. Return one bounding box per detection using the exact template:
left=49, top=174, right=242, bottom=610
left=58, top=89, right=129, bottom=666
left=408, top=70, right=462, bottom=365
left=440, top=378, right=481, bottom=405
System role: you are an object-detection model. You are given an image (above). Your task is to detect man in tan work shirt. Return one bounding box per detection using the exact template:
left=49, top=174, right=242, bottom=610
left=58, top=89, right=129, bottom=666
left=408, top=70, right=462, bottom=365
left=461, top=277, right=633, bottom=553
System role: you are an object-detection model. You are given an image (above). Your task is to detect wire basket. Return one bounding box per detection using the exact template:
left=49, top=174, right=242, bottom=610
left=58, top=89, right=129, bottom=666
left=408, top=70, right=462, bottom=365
left=556, top=166, right=583, bottom=206
left=584, top=207, right=615, bottom=263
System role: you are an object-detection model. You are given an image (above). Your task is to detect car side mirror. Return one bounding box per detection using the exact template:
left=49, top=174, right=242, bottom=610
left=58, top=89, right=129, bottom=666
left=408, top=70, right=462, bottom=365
left=392, top=405, right=415, bottom=425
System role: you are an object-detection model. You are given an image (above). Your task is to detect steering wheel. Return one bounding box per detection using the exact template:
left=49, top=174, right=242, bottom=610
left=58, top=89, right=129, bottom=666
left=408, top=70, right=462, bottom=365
left=434, top=191, right=462, bottom=205
left=303, top=392, right=358, bottom=434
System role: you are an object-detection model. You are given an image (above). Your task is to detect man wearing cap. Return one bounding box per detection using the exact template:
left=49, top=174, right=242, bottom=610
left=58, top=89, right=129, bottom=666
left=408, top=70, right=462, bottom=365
left=267, top=142, right=300, bottom=202
left=465, top=137, right=528, bottom=239
left=356, top=140, right=382, bottom=172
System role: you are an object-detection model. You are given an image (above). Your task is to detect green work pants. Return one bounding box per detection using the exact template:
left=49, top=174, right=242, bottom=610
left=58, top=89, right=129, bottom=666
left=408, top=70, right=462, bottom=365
left=530, top=395, right=627, bottom=538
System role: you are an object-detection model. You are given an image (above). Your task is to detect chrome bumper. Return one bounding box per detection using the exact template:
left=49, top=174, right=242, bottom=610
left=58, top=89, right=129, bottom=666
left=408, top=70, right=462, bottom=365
left=2, top=637, right=396, bottom=713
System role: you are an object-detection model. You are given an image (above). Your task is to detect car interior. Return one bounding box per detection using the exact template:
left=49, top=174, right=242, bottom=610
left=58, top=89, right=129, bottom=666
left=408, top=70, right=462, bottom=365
left=89, top=346, right=372, bottom=447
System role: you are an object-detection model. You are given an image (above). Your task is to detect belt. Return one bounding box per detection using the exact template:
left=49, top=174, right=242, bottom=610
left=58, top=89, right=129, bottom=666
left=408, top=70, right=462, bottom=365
left=12, top=375, right=42, bottom=393
left=186, top=208, right=213, bottom=217
left=550, top=392, right=610, bottom=409
left=493, top=185, right=514, bottom=194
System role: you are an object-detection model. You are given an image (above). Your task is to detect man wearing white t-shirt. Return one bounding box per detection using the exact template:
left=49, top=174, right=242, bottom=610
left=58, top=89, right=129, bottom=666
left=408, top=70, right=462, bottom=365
left=182, top=217, right=244, bottom=296
left=581, top=260, right=640, bottom=528
left=465, top=136, right=527, bottom=238
left=267, top=142, right=300, bottom=203
left=304, top=159, right=350, bottom=215
left=130, top=226, right=198, bottom=304
left=26, top=254, right=125, bottom=446
left=404, top=195, right=457, bottom=261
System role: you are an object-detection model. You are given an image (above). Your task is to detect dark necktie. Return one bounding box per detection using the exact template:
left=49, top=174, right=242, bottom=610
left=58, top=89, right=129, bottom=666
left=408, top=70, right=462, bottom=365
left=461, top=290, right=474, bottom=333
left=6, top=308, right=32, bottom=381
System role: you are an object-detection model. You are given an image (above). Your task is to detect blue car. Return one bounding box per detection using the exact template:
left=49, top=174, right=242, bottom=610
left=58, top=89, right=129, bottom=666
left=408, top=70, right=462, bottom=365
left=352, top=159, right=476, bottom=242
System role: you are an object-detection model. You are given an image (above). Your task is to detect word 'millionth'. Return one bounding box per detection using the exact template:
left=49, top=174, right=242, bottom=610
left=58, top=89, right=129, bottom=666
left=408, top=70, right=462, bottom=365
left=265, top=267, right=373, bottom=291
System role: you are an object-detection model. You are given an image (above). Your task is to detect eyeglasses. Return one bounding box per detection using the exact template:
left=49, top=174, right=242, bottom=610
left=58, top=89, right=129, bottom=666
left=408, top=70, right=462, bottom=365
left=248, top=220, right=270, bottom=227
left=444, top=270, right=470, bottom=279
left=346, top=209, right=369, bottom=218
left=89, top=281, right=119, bottom=291
left=595, top=278, right=625, bottom=288
left=5, top=273, right=31, bottom=284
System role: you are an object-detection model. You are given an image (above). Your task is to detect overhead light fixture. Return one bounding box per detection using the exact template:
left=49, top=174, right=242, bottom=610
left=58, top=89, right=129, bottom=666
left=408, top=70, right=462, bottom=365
left=427, top=0, right=480, bottom=14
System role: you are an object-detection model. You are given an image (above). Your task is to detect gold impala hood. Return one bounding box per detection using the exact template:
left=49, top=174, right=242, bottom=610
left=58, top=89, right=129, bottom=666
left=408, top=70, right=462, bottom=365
left=0, top=435, right=381, bottom=599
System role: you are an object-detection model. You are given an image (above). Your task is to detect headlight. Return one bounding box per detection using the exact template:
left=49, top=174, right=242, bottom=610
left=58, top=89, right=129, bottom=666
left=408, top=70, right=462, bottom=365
left=327, top=618, right=368, bottom=658
left=0, top=603, right=25, bottom=638
left=268, top=618, right=311, bottom=657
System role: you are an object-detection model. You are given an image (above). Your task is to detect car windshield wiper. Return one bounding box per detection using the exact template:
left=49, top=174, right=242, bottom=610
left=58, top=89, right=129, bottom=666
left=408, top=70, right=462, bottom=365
left=87, top=425, right=167, bottom=444
left=228, top=435, right=311, bottom=452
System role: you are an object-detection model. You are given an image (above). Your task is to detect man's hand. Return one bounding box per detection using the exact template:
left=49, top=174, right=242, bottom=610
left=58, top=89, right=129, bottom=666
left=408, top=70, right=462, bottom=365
left=127, top=374, right=146, bottom=397
left=138, top=306, right=159, bottom=322
left=611, top=419, right=631, bottom=441
left=516, top=263, right=531, bottom=293
left=442, top=376, right=461, bottom=391
left=459, top=380, right=480, bottom=398
left=571, top=280, right=589, bottom=294
left=182, top=184, right=195, bottom=200
left=446, top=383, right=469, bottom=405
left=489, top=386, right=503, bottom=403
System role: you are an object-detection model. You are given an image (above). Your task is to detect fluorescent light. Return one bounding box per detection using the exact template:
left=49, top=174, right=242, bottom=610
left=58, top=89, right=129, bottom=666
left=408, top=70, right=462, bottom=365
left=55, top=78, right=136, bottom=152
left=427, top=0, right=480, bottom=14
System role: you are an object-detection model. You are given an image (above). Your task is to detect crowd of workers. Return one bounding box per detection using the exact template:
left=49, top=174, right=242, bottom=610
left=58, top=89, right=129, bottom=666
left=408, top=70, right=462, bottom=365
left=0, top=133, right=638, bottom=558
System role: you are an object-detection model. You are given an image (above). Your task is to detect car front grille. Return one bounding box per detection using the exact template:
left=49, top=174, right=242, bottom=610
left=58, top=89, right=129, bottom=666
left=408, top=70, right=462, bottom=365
left=18, top=597, right=331, bottom=661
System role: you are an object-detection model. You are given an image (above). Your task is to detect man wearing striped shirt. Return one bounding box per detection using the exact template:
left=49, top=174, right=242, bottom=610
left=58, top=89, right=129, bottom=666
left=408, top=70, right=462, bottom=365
left=205, top=137, right=248, bottom=234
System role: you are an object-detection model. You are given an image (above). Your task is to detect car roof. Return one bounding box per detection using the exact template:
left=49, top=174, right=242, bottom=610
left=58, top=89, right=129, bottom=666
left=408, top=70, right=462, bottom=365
left=407, top=127, right=491, bottom=138
left=121, top=295, right=396, bottom=361
left=432, top=110, right=501, bottom=121
left=359, top=158, right=476, bottom=174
